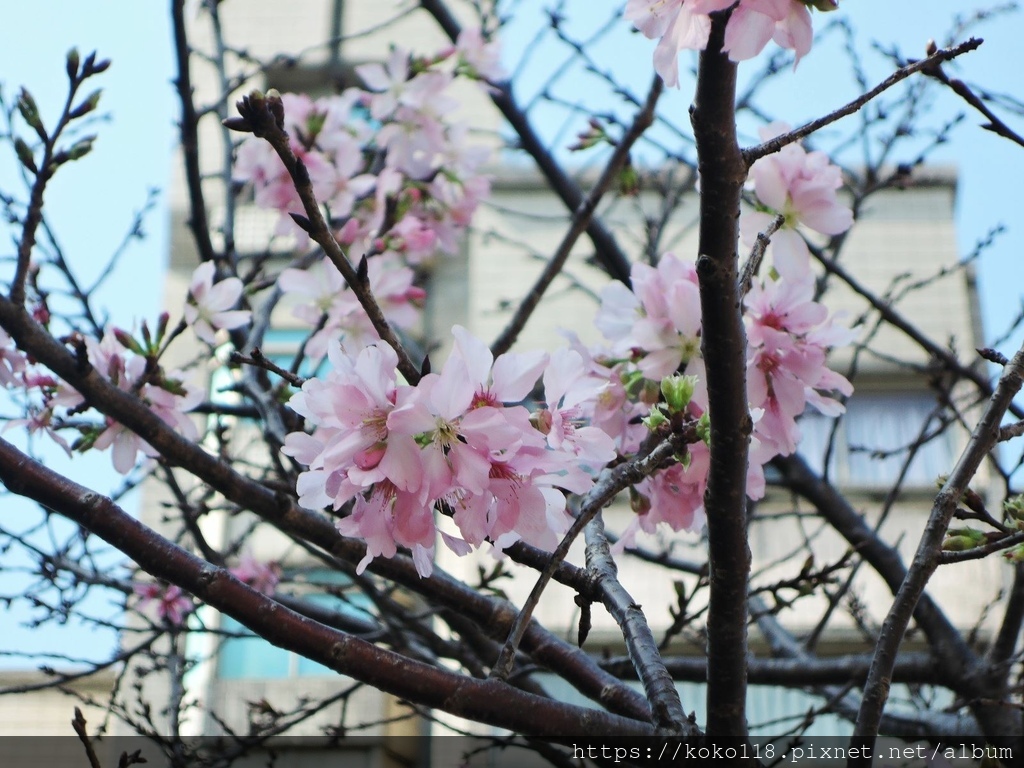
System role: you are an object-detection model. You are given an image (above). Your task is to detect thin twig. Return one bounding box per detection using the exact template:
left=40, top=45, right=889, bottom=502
left=171, top=0, right=217, bottom=266
left=226, top=90, right=421, bottom=384
left=490, top=74, right=663, bottom=357
left=938, top=529, right=1024, bottom=565
left=0, top=436, right=658, bottom=743
left=489, top=432, right=688, bottom=682
left=742, top=38, right=984, bottom=165
left=921, top=50, right=1024, bottom=149
left=738, top=213, right=785, bottom=296
left=230, top=348, right=306, bottom=388
left=418, top=0, right=634, bottom=284
left=71, top=708, right=103, bottom=768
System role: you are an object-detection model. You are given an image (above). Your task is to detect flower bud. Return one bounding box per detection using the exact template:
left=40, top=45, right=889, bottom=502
left=941, top=527, right=986, bottom=552
left=113, top=328, right=144, bottom=356
left=66, top=48, right=81, bottom=80
left=661, top=374, right=697, bottom=414
left=802, top=0, right=838, bottom=10
left=696, top=413, right=711, bottom=445
left=1004, top=494, right=1024, bottom=522
left=1003, top=544, right=1024, bottom=564
left=642, top=406, right=668, bottom=432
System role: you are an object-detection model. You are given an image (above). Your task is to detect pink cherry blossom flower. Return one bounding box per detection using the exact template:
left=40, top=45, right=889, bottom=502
left=536, top=348, right=616, bottom=468
left=184, top=262, right=251, bottom=344
left=742, top=122, right=853, bottom=281
left=356, top=47, right=413, bottom=121
left=229, top=553, right=281, bottom=595
left=0, top=328, right=27, bottom=388
left=133, top=581, right=193, bottom=627
left=745, top=275, right=853, bottom=456
left=454, top=27, right=507, bottom=83
left=626, top=0, right=825, bottom=87
left=285, top=341, right=424, bottom=505
left=279, top=254, right=424, bottom=363
left=63, top=332, right=204, bottom=474
left=336, top=481, right=436, bottom=577
left=3, top=407, right=71, bottom=456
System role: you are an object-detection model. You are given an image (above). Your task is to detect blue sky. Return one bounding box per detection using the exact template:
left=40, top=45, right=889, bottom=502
left=0, top=2, right=1021, bottom=668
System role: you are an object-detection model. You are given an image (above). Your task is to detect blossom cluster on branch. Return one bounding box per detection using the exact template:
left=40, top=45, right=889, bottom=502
left=0, top=19, right=856, bottom=584
left=232, top=33, right=500, bottom=360
left=625, top=0, right=839, bottom=87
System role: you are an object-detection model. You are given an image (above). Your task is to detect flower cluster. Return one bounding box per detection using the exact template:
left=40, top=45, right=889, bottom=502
left=0, top=322, right=204, bottom=475
left=590, top=250, right=851, bottom=548
left=233, top=34, right=498, bottom=357
left=625, top=0, right=839, bottom=87
left=65, top=331, right=205, bottom=474
left=278, top=254, right=425, bottom=364
left=283, top=327, right=613, bottom=576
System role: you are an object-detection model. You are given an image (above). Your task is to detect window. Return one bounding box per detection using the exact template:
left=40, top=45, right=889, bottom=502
left=217, top=569, right=374, bottom=680
left=797, top=391, right=957, bottom=490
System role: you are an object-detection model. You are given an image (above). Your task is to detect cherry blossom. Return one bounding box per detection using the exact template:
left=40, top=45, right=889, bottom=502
left=742, top=122, right=854, bottom=281
left=745, top=274, right=854, bottom=456
left=184, top=261, right=251, bottom=344
left=625, top=0, right=835, bottom=87
left=283, top=327, right=611, bottom=576
left=0, top=328, right=27, bottom=388
left=133, top=581, right=193, bottom=627
left=590, top=249, right=851, bottom=547
left=453, top=27, right=507, bottom=83
left=54, top=330, right=204, bottom=474
left=229, top=553, right=282, bottom=595
left=233, top=36, right=494, bottom=267
left=278, top=254, right=424, bottom=362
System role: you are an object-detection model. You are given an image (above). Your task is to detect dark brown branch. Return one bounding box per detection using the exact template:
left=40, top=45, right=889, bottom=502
left=922, top=53, right=1024, bottom=149
left=0, top=292, right=650, bottom=724
left=584, top=512, right=694, bottom=738
left=0, top=436, right=658, bottom=743
left=815, top=253, right=1024, bottom=420
left=990, top=563, right=1024, bottom=676
left=230, top=348, right=306, bottom=388
left=227, top=90, right=421, bottom=384
left=171, top=0, right=217, bottom=266
left=938, top=529, right=1024, bottom=564
left=491, top=432, right=688, bottom=681
left=738, top=213, right=785, bottom=297
left=601, top=652, right=940, bottom=686
left=71, top=708, right=103, bottom=768
left=742, top=38, right=984, bottom=165
left=691, top=12, right=752, bottom=747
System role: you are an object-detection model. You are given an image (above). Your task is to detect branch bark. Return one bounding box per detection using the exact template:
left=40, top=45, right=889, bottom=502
left=691, top=12, right=753, bottom=747
left=0, top=436, right=659, bottom=743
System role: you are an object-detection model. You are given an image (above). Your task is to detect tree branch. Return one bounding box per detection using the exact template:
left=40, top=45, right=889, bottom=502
left=0, top=436, right=659, bottom=743
left=584, top=512, right=693, bottom=736
left=742, top=38, right=984, bottom=165
left=490, top=74, right=663, bottom=357
left=853, top=342, right=1024, bottom=763
left=227, top=90, right=421, bottom=384
left=417, top=0, right=634, bottom=284
left=691, top=12, right=752, bottom=747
